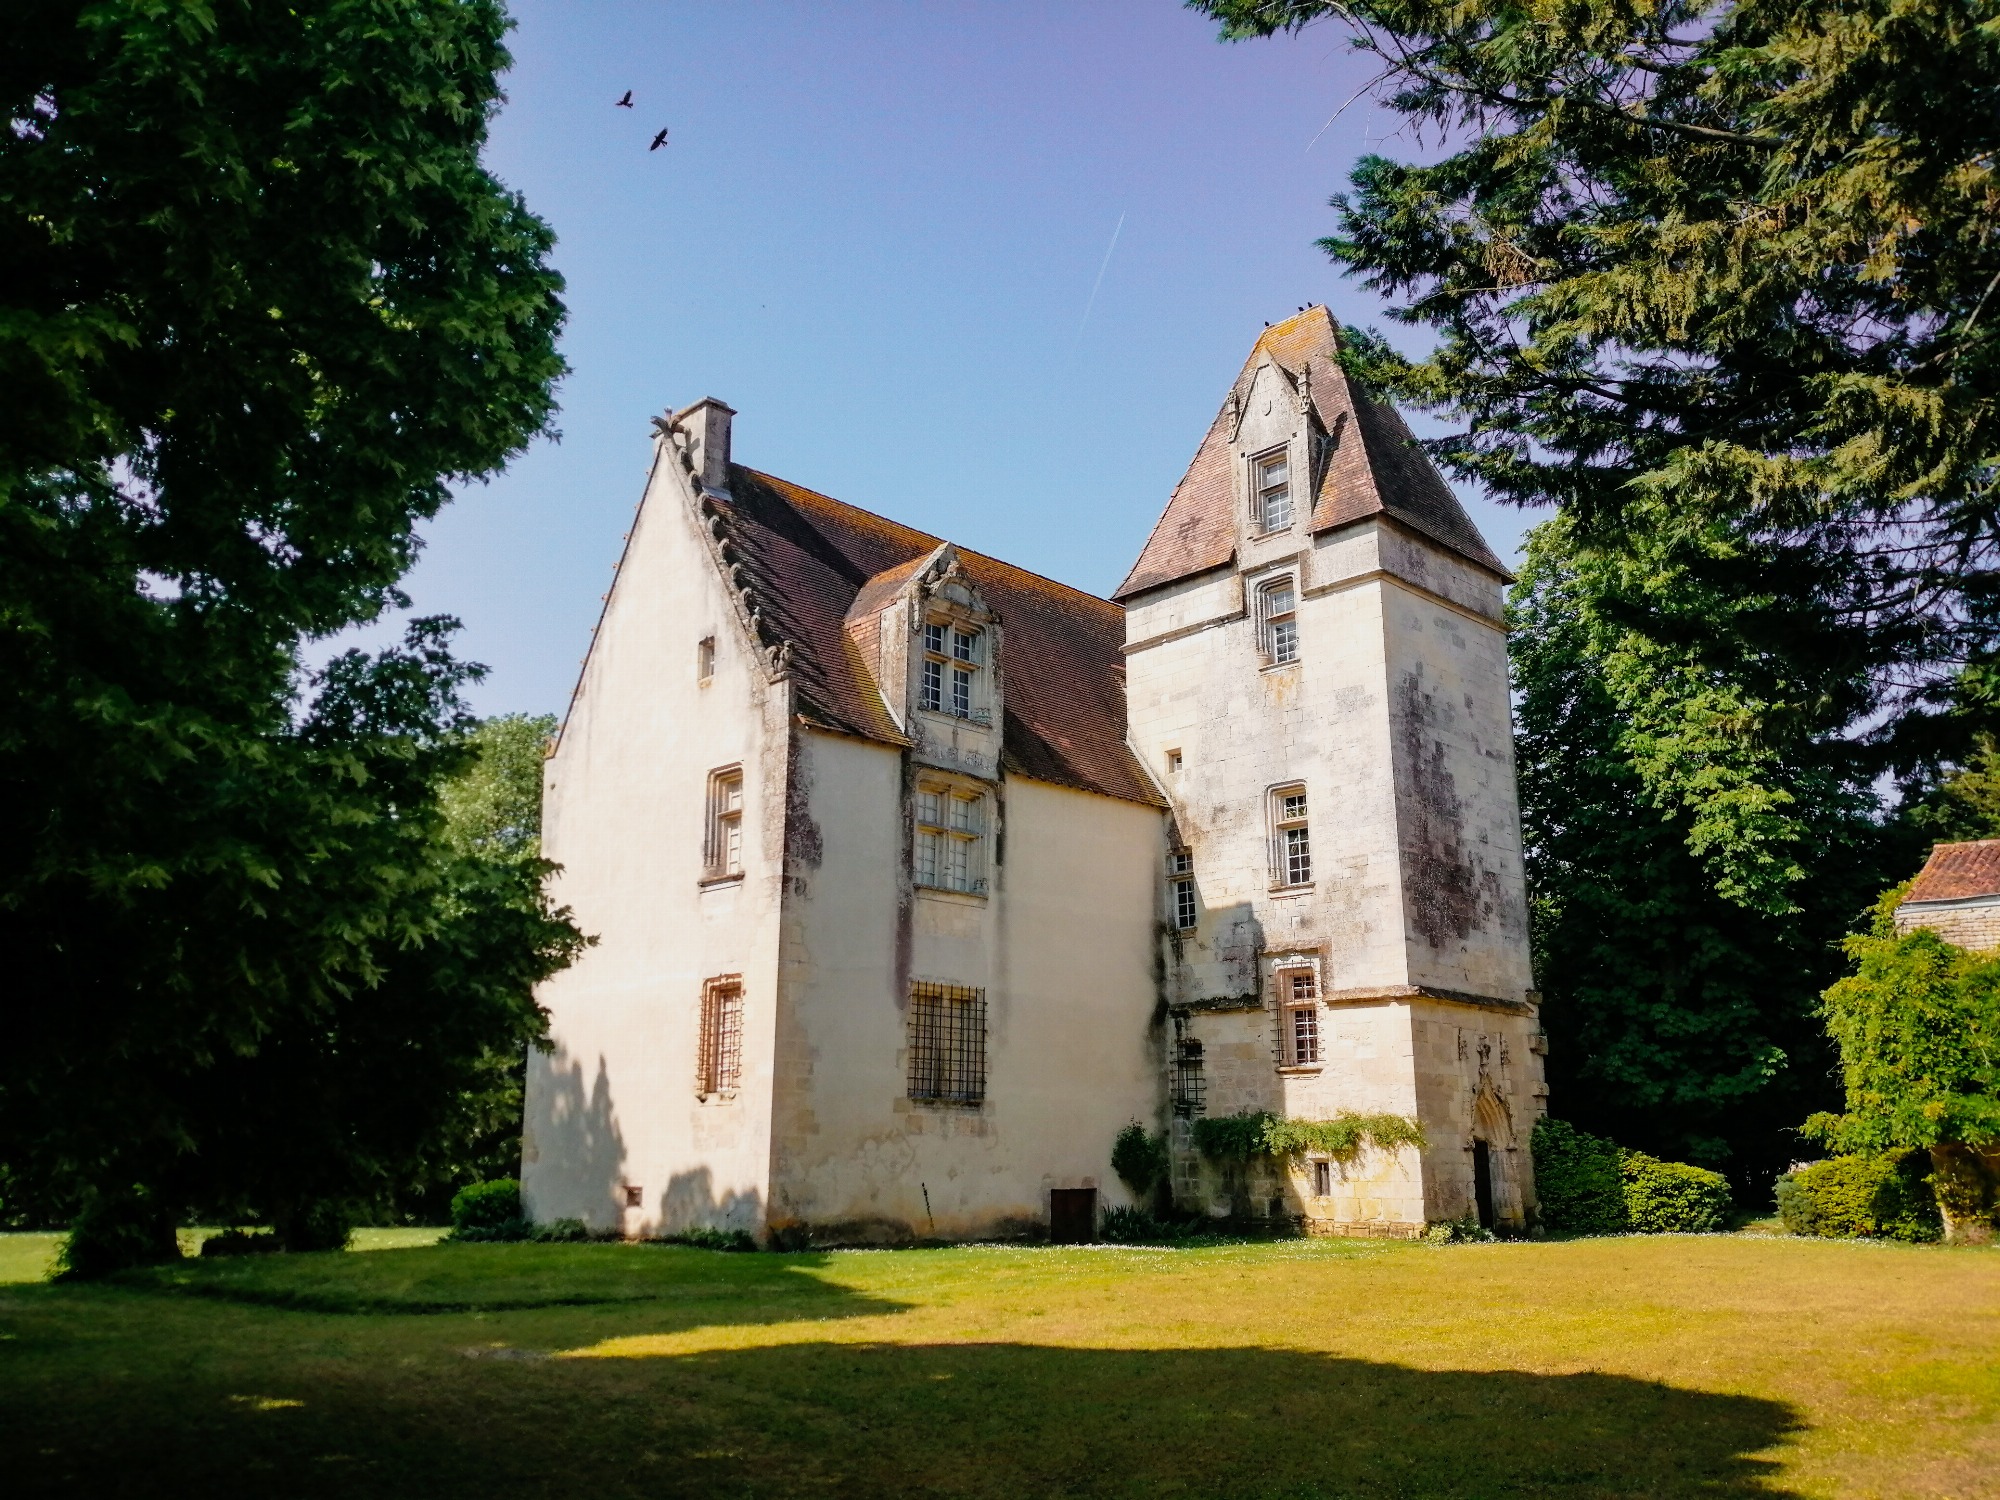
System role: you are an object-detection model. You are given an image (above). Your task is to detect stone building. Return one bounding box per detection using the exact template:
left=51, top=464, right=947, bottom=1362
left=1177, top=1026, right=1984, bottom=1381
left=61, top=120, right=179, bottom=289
left=1896, top=840, right=2000, bottom=951
left=521, top=307, right=1547, bottom=1243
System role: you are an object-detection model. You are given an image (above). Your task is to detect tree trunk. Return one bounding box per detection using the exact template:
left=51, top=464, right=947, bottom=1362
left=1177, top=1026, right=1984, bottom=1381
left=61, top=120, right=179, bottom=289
left=1927, top=1143, right=2000, bottom=1246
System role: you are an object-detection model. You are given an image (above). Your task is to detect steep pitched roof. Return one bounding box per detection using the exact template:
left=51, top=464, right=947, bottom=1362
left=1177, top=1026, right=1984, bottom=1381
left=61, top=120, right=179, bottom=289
left=1904, top=840, right=2000, bottom=904
left=1114, top=306, right=1509, bottom=600
left=712, top=465, right=1163, bottom=808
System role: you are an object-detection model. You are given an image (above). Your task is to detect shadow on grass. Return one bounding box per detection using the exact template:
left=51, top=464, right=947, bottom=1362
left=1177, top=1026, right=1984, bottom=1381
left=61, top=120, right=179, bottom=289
left=9, top=1339, right=1805, bottom=1498
left=107, top=1241, right=897, bottom=1320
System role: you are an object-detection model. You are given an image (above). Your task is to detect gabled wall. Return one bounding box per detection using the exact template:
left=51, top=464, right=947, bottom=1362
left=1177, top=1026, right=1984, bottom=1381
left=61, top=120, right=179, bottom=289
left=522, top=436, right=790, bottom=1238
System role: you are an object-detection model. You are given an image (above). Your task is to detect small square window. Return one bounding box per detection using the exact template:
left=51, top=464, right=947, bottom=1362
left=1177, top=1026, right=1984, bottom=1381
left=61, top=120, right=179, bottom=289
left=624, top=1184, right=644, bottom=1209
left=1166, top=748, right=1183, bottom=774
left=697, top=636, right=715, bottom=683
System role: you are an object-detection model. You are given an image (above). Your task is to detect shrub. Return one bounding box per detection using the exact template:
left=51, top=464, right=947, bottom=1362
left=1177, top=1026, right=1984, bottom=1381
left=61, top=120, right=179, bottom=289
left=1111, top=1123, right=1170, bottom=1199
left=528, top=1217, right=591, bottom=1244
left=1776, top=1155, right=1942, bottom=1243
left=449, top=1179, right=527, bottom=1242
left=1531, top=1119, right=1628, bottom=1235
left=1621, top=1152, right=1733, bottom=1233
left=662, top=1226, right=757, bottom=1252
left=1424, top=1216, right=1493, bottom=1244
left=1098, top=1206, right=1243, bottom=1245
left=199, top=1229, right=282, bottom=1258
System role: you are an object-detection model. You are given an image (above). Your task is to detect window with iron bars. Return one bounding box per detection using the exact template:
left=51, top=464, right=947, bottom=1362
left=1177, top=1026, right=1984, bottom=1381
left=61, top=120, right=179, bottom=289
left=1269, top=784, right=1311, bottom=887
left=1279, top=967, right=1321, bottom=1065
left=697, top=976, right=743, bottom=1097
left=1168, top=849, right=1197, bottom=930
left=915, top=782, right=986, bottom=894
left=1171, top=1031, right=1207, bottom=1117
left=907, top=982, right=986, bottom=1106
left=1255, top=576, right=1299, bottom=665
left=919, top=619, right=988, bottom=723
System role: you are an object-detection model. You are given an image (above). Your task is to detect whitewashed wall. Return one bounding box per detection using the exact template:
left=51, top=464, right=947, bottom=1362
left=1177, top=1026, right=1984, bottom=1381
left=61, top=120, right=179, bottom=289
left=770, top=732, right=1166, bottom=1241
left=522, top=442, right=787, bottom=1238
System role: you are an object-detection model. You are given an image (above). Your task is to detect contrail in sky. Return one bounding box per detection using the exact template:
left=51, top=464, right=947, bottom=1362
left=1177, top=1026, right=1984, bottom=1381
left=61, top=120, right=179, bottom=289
left=1070, top=211, right=1126, bottom=355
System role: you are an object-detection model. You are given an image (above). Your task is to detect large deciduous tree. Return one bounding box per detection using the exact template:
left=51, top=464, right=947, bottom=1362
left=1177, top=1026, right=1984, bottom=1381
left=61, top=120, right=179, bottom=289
left=1, top=1, right=576, bottom=1268
left=1513, top=518, right=1893, bottom=1176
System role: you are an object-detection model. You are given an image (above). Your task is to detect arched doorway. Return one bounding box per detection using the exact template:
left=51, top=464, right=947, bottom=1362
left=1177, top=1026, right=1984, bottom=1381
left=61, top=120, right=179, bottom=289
left=1472, top=1140, right=1494, bottom=1229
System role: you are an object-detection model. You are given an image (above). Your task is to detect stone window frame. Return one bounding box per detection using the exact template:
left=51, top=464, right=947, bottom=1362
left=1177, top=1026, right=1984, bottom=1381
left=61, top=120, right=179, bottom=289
left=696, top=975, right=744, bottom=1100
left=914, top=775, right=988, bottom=896
left=918, top=616, right=990, bottom=725
left=696, top=634, right=715, bottom=684
left=907, top=980, right=987, bottom=1108
left=1168, top=848, right=1197, bottom=930
left=1267, top=781, right=1312, bottom=889
left=1250, top=444, right=1295, bottom=534
left=702, top=765, right=745, bottom=883
left=1270, top=951, right=1325, bottom=1070
left=1255, top=574, right=1301, bottom=666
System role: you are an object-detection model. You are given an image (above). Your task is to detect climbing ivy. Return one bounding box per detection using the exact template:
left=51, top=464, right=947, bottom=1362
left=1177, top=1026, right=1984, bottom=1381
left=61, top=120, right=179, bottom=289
left=1191, top=1112, right=1426, bottom=1164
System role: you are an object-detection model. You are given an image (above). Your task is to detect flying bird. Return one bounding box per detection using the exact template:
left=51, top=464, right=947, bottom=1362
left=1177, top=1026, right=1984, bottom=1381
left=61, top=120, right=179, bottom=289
left=650, top=127, right=670, bottom=150
left=615, top=90, right=633, bottom=108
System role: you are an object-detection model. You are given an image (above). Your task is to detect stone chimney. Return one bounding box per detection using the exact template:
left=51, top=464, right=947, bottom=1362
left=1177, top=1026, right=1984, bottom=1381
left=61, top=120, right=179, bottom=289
left=674, top=397, right=735, bottom=494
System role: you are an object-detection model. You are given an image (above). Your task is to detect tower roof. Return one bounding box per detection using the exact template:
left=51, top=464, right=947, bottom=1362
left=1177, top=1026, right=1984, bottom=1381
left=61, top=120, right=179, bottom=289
left=1114, top=307, right=1509, bottom=601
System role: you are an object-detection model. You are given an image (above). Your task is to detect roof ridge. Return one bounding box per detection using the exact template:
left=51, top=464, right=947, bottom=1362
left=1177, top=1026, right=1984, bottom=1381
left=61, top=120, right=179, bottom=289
left=740, top=464, right=1123, bottom=618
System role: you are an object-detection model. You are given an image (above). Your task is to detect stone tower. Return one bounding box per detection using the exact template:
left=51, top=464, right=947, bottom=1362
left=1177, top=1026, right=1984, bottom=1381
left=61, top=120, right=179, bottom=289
left=1116, top=307, right=1546, bottom=1235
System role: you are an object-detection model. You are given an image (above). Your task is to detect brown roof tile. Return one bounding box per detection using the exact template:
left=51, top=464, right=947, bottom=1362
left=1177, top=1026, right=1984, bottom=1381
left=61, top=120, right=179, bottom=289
left=1115, top=306, right=1508, bottom=600
left=1904, top=840, right=2000, bottom=904
left=715, top=465, right=1162, bottom=808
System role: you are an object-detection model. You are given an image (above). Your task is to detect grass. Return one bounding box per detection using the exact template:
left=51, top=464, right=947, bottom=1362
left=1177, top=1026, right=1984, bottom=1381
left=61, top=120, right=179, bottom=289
left=0, top=1234, right=1994, bottom=1498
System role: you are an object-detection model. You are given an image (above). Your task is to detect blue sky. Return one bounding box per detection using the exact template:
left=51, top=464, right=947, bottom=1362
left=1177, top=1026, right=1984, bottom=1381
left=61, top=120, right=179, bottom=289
left=373, top=0, right=1542, bottom=718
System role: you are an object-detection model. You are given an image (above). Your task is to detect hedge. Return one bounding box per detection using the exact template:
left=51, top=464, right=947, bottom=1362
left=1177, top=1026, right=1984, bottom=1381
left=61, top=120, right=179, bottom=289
left=1621, top=1152, right=1733, bottom=1234
left=1775, top=1155, right=1941, bottom=1243
left=1531, top=1119, right=1732, bottom=1235
left=449, top=1179, right=527, bottom=1242
left=1531, top=1119, right=1627, bottom=1234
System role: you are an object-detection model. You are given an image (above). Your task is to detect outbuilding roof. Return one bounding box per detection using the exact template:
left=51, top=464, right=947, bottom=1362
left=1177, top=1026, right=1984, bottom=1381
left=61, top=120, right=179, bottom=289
left=712, top=465, right=1163, bottom=809
left=1904, top=839, right=2000, bottom=904
left=1113, top=306, right=1508, bottom=600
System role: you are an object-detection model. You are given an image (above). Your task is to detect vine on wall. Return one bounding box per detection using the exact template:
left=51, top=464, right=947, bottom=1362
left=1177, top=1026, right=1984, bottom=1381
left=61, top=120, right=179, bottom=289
left=1190, top=1112, right=1427, bottom=1164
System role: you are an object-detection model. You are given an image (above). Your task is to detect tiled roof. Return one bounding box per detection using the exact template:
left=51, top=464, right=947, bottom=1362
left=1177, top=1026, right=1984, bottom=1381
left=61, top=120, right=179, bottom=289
left=1904, top=840, right=2000, bottom=904
left=1114, top=306, right=1509, bottom=600
left=714, top=465, right=1163, bottom=808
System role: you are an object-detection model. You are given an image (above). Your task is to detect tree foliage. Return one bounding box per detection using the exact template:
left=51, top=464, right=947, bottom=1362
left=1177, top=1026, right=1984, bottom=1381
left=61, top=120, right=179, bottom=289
left=1807, top=888, right=2000, bottom=1240
left=1, top=1, right=575, bottom=1264
left=1809, top=891, right=2000, bottom=1155
left=441, top=713, right=557, bottom=860
left=1511, top=518, right=1893, bottom=1172
left=1192, top=0, right=2000, bottom=910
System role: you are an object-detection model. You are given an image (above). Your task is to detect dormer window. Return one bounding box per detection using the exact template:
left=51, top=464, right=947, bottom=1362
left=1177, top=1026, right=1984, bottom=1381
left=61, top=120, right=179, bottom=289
left=1254, top=450, right=1293, bottom=533
left=920, top=619, right=987, bottom=723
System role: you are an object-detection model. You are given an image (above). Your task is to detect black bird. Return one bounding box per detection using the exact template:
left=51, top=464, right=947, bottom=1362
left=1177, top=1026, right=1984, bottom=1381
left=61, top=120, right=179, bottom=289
left=615, top=90, right=634, bottom=108
left=650, top=127, right=669, bottom=150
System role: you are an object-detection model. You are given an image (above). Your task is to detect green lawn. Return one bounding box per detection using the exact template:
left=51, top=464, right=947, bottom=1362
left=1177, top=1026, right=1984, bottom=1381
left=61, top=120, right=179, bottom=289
left=0, top=1234, right=1993, bottom=1498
